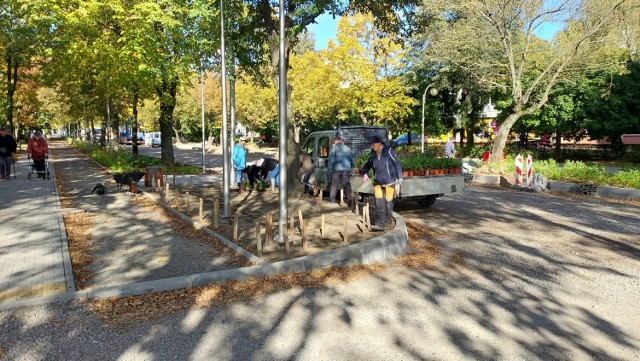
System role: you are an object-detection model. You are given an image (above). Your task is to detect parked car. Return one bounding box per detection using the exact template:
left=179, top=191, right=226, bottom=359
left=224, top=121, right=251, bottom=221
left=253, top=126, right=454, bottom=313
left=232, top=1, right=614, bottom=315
left=127, top=132, right=144, bottom=145
left=392, top=133, right=421, bottom=146
left=149, top=132, right=161, bottom=147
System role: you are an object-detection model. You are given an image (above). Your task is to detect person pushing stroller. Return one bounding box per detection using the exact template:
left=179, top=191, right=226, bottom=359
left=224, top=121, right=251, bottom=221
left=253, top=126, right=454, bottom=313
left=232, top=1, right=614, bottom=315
left=27, top=131, right=49, bottom=179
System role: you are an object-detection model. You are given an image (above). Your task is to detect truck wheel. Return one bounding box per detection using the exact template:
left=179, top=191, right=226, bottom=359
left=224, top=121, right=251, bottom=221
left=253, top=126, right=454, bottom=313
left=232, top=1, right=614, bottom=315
left=417, top=196, right=437, bottom=208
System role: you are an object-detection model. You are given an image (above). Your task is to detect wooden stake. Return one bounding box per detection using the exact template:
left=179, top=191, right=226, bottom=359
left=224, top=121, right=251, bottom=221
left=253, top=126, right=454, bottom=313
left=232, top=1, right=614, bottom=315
left=362, top=203, right=366, bottom=227
left=271, top=181, right=275, bottom=193
left=365, top=204, right=371, bottom=229
left=185, top=191, right=190, bottom=213
left=172, top=174, right=176, bottom=187
left=164, top=183, right=169, bottom=201
left=352, top=192, right=358, bottom=213
left=301, top=216, right=308, bottom=252
left=298, top=209, right=304, bottom=236
left=266, top=212, right=273, bottom=245
left=284, top=224, right=290, bottom=255
left=233, top=212, right=239, bottom=242
left=289, top=213, right=295, bottom=236
left=340, top=189, right=344, bottom=206
left=343, top=217, right=348, bottom=243
left=321, top=214, right=325, bottom=236
left=157, top=178, right=162, bottom=193
left=255, top=222, right=262, bottom=256
left=213, top=198, right=219, bottom=229
left=199, top=197, right=204, bottom=221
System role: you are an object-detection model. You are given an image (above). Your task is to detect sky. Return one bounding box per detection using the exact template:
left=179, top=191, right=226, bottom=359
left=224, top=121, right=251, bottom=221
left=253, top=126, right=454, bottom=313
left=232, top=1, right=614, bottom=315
left=307, top=13, right=562, bottom=50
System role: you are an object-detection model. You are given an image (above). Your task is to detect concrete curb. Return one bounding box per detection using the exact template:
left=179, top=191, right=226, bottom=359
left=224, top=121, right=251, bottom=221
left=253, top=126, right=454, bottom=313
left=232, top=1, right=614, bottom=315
left=473, top=175, right=640, bottom=200
left=48, top=156, right=77, bottom=293
left=0, top=197, right=409, bottom=311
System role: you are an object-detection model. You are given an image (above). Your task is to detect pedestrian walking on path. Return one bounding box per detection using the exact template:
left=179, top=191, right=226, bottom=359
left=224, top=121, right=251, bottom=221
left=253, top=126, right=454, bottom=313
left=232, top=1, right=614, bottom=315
left=0, top=126, right=17, bottom=179
left=27, top=131, right=49, bottom=179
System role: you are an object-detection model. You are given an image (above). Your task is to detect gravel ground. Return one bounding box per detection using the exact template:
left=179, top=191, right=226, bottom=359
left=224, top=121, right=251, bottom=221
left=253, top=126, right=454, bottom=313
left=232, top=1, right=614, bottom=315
left=1, top=179, right=639, bottom=360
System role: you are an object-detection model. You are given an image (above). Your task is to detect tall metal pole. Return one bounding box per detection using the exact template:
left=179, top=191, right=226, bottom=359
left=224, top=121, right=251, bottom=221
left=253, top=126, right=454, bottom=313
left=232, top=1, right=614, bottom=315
left=421, top=83, right=436, bottom=153
left=229, top=61, right=236, bottom=185
left=220, top=0, right=230, bottom=218
left=278, top=0, right=288, bottom=244
left=200, top=70, right=206, bottom=174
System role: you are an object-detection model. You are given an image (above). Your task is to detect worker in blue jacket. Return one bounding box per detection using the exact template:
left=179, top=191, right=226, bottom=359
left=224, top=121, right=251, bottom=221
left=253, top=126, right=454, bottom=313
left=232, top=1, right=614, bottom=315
left=232, top=137, right=247, bottom=187
left=360, top=136, right=403, bottom=231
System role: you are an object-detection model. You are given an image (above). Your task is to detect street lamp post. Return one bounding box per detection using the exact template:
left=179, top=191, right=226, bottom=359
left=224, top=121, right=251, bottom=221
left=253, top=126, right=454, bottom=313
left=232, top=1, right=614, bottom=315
left=421, top=83, right=438, bottom=153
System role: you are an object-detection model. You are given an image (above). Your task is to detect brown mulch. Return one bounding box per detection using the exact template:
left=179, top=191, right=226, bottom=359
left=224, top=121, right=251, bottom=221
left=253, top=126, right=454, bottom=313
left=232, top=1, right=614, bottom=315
left=394, top=222, right=442, bottom=269
left=87, top=264, right=387, bottom=327
left=63, top=212, right=97, bottom=290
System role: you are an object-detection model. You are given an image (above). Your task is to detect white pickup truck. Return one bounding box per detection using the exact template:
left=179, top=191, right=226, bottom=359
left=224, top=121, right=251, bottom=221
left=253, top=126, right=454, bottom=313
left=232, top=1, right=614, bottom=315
left=302, top=126, right=464, bottom=207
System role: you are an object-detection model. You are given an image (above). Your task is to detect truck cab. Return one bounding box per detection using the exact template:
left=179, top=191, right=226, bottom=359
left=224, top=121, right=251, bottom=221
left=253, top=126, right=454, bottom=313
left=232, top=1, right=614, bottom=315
left=302, top=126, right=389, bottom=187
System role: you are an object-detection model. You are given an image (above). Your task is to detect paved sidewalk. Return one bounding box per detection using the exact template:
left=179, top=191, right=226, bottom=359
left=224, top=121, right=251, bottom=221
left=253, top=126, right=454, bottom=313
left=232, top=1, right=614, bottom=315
left=0, top=154, right=74, bottom=304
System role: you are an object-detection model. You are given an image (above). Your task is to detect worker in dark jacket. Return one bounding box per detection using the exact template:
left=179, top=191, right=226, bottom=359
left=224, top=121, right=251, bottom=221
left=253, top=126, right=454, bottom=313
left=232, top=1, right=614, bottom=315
left=327, top=134, right=354, bottom=205
left=0, top=127, right=17, bottom=179
left=360, top=136, right=403, bottom=231
left=245, top=157, right=279, bottom=188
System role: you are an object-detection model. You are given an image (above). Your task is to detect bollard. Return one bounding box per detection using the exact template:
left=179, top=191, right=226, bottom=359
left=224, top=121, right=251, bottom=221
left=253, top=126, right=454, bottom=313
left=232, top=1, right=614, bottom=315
left=526, top=155, right=533, bottom=188
left=515, top=154, right=523, bottom=186
left=213, top=198, right=220, bottom=229
left=185, top=191, right=190, bottom=213
left=157, top=178, right=162, bottom=193
left=164, top=183, right=169, bottom=201
left=256, top=222, right=262, bottom=256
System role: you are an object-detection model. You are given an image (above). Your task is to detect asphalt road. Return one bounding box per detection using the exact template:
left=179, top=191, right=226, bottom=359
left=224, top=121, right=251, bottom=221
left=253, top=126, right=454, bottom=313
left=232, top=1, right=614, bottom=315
left=135, top=143, right=278, bottom=172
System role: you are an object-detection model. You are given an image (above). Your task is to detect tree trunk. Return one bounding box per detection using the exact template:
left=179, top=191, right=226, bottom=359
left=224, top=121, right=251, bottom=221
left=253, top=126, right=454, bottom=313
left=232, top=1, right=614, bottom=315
left=157, top=78, right=177, bottom=165
left=5, top=55, right=18, bottom=135
left=100, top=114, right=107, bottom=148
left=489, top=112, right=522, bottom=163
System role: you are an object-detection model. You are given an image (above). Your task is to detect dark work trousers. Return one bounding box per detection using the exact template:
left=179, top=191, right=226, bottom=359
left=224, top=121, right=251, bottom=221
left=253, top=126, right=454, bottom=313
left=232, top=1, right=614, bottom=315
left=329, top=170, right=353, bottom=203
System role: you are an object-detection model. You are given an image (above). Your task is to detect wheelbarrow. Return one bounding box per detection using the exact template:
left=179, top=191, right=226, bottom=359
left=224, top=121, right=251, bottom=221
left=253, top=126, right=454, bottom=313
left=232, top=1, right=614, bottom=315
left=111, top=171, right=145, bottom=191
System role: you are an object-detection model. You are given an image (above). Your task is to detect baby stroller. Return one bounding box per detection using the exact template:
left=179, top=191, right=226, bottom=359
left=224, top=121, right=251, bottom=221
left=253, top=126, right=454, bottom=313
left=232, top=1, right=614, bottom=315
left=27, top=155, right=50, bottom=180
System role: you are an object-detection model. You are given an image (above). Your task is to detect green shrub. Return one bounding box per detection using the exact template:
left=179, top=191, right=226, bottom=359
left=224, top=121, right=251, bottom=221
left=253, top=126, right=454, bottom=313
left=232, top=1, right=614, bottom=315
left=71, top=141, right=199, bottom=174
